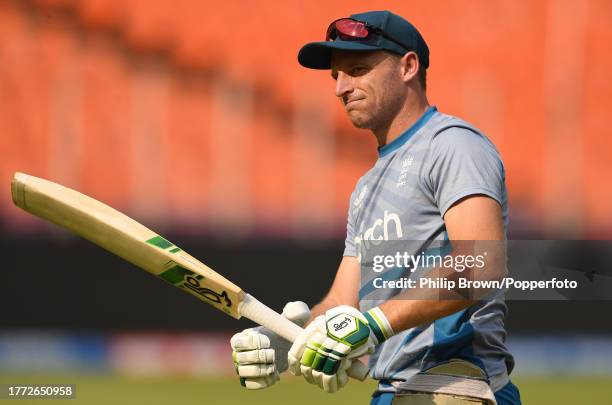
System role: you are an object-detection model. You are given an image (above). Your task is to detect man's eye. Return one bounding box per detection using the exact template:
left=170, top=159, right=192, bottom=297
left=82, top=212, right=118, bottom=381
left=351, top=67, right=368, bottom=76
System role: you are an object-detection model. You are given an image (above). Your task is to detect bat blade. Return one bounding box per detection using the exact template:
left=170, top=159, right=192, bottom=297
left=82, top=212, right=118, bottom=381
left=11, top=172, right=244, bottom=318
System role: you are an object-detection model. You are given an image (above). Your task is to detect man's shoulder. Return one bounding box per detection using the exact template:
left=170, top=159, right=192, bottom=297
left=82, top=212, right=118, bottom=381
left=348, top=170, right=372, bottom=203
left=423, top=110, right=499, bottom=153
left=426, top=110, right=485, bottom=139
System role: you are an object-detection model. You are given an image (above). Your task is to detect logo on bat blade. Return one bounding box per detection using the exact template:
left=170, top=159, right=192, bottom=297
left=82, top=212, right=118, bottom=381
left=160, top=264, right=232, bottom=307
left=184, top=274, right=232, bottom=307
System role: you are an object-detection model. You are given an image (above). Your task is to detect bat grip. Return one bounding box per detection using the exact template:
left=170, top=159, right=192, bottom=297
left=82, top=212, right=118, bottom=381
left=238, top=294, right=370, bottom=381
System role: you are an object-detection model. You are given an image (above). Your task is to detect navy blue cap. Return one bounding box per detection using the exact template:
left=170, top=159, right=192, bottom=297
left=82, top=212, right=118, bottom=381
left=298, top=11, right=429, bottom=70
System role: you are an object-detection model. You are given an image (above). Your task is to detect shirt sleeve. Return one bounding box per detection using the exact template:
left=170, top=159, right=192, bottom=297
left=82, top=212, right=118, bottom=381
left=424, top=127, right=505, bottom=216
left=343, top=188, right=358, bottom=257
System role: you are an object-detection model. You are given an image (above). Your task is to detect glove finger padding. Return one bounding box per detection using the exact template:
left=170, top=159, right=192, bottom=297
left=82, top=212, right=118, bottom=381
left=231, top=301, right=311, bottom=390
left=337, top=357, right=351, bottom=388
left=232, top=330, right=277, bottom=384
left=319, top=370, right=339, bottom=393
left=316, top=337, right=350, bottom=375
left=309, top=338, right=352, bottom=393
left=243, top=372, right=280, bottom=390
left=234, top=348, right=275, bottom=365
left=309, top=361, right=351, bottom=393
left=299, top=330, right=327, bottom=384
left=231, top=331, right=271, bottom=351
left=288, top=315, right=326, bottom=377
left=237, top=363, right=277, bottom=378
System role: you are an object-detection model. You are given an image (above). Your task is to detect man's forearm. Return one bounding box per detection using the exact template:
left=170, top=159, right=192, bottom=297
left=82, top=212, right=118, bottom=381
left=379, top=298, right=473, bottom=333
left=307, top=256, right=361, bottom=325
left=375, top=238, right=504, bottom=333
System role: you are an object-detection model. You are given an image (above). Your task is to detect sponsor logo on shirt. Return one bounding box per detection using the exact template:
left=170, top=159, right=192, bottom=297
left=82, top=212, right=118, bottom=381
left=354, top=210, right=403, bottom=262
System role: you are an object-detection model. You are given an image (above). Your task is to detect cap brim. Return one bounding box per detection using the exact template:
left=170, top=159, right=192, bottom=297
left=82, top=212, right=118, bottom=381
left=298, top=41, right=382, bottom=69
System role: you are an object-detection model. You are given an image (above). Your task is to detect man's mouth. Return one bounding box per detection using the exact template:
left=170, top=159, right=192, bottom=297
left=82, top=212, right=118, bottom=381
left=344, top=98, right=364, bottom=109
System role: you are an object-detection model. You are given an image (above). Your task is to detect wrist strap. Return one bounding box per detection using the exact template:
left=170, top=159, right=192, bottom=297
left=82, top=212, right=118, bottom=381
left=363, top=306, right=395, bottom=344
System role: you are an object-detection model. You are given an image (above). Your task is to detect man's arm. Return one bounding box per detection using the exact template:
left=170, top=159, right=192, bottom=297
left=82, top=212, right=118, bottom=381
left=379, top=194, right=504, bottom=332
left=287, top=195, right=505, bottom=393
left=309, top=255, right=361, bottom=321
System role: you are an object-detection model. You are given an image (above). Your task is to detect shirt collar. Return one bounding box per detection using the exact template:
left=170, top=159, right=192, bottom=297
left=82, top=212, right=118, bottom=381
left=378, top=106, right=437, bottom=158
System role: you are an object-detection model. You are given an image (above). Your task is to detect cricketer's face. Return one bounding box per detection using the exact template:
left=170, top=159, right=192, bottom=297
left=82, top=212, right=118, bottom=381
left=331, top=50, right=406, bottom=130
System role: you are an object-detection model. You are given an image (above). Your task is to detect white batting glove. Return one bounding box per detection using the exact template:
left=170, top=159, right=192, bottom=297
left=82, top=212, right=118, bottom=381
left=231, top=301, right=310, bottom=389
left=288, top=305, right=393, bottom=393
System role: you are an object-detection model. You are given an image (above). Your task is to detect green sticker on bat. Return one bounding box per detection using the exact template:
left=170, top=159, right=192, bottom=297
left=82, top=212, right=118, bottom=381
left=146, top=235, right=174, bottom=249
left=146, top=236, right=182, bottom=253
left=160, top=265, right=194, bottom=284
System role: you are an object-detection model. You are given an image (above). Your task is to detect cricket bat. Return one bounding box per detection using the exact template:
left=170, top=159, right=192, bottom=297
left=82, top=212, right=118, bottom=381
left=11, top=172, right=369, bottom=381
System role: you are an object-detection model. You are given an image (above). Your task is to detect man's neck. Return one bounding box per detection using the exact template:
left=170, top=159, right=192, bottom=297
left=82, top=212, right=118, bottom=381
left=373, top=98, right=430, bottom=148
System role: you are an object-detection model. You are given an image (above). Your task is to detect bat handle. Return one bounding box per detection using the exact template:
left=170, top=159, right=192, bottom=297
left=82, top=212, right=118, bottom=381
left=238, top=294, right=370, bottom=381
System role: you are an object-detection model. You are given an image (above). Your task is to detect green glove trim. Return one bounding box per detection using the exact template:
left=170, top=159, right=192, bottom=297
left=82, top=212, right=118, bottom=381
left=363, top=311, right=386, bottom=343
left=312, top=352, right=327, bottom=370
left=301, top=341, right=322, bottom=366
left=363, top=307, right=395, bottom=344
left=312, top=344, right=345, bottom=374
left=322, top=357, right=341, bottom=375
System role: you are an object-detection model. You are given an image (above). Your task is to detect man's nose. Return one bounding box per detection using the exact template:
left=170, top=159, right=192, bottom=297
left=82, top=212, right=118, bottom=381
left=335, top=71, right=353, bottom=98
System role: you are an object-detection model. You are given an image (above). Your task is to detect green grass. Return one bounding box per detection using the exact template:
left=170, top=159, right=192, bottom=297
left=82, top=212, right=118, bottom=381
left=512, top=376, right=612, bottom=404
left=0, top=374, right=610, bottom=404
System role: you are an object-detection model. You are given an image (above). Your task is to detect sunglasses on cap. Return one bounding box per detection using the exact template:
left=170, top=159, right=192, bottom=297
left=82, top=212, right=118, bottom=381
left=325, top=18, right=409, bottom=53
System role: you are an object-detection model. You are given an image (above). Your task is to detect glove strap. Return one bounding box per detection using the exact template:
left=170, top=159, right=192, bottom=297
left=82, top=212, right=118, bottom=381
left=363, top=306, right=395, bottom=344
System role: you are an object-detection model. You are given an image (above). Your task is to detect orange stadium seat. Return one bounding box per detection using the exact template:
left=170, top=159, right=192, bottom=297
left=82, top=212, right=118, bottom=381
left=1, top=0, right=611, bottom=237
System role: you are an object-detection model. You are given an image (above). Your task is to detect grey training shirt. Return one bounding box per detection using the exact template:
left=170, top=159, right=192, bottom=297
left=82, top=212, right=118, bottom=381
left=344, top=106, right=514, bottom=391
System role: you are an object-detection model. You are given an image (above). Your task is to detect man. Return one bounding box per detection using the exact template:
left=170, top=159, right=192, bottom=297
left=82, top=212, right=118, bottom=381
left=231, top=10, right=521, bottom=404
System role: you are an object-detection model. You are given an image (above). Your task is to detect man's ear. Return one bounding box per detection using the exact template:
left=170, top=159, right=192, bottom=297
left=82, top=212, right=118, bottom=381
left=400, top=52, right=419, bottom=83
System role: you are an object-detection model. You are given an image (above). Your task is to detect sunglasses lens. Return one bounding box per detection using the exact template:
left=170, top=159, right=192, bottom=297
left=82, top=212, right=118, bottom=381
left=336, top=19, right=369, bottom=38
left=326, top=19, right=369, bottom=41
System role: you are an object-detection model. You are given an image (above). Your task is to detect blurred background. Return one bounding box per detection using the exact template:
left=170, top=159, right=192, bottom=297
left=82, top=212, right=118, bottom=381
left=0, top=0, right=610, bottom=403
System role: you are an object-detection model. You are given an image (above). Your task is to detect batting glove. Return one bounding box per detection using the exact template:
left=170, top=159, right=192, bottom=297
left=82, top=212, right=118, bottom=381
left=287, top=305, right=393, bottom=393
left=231, top=301, right=310, bottom=389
